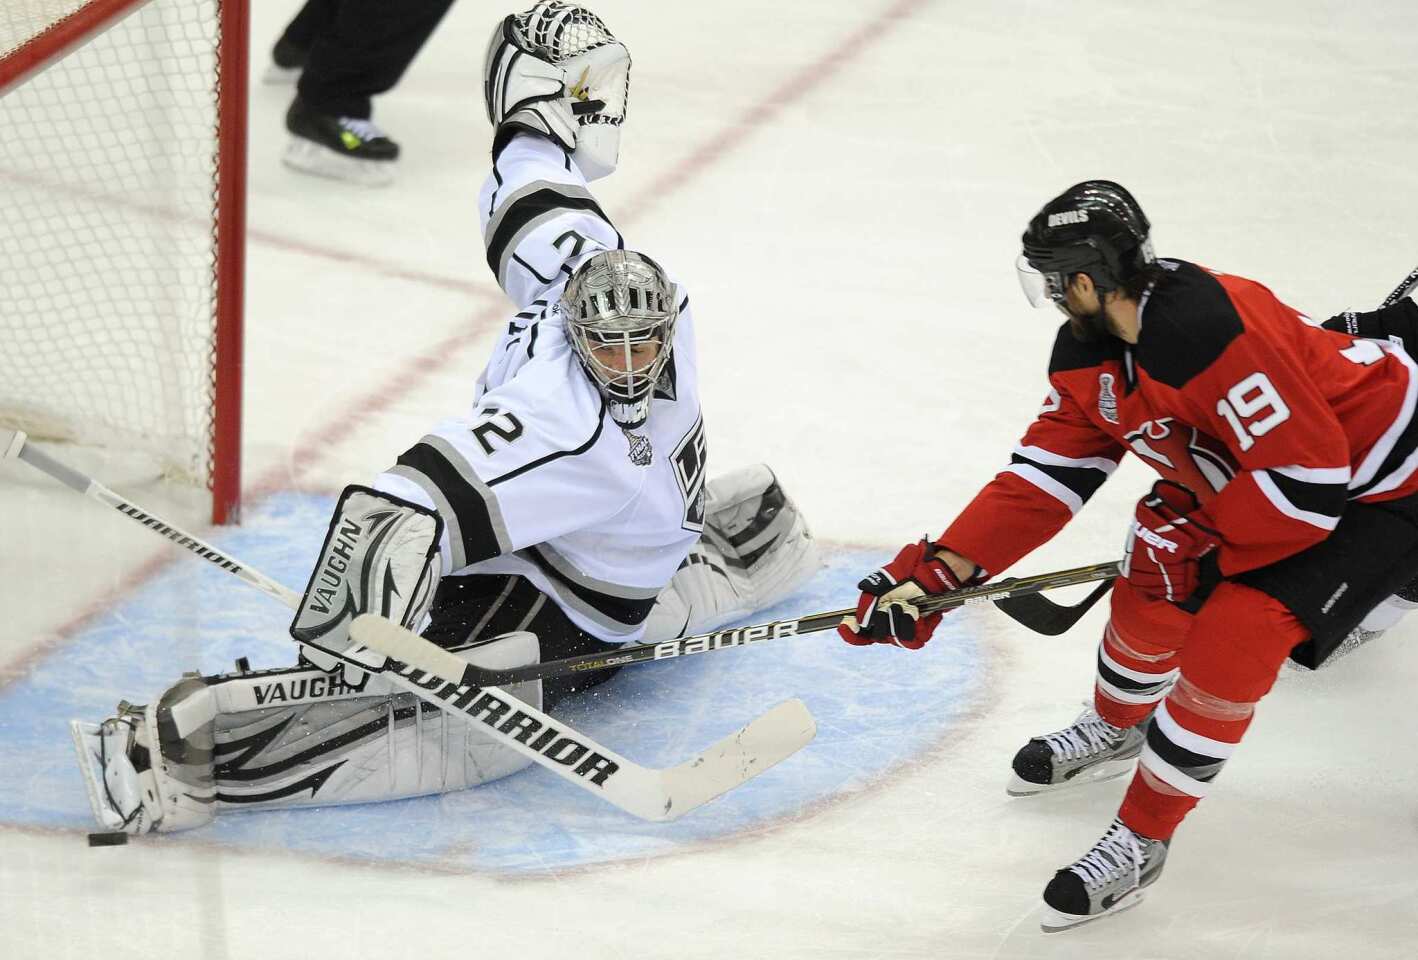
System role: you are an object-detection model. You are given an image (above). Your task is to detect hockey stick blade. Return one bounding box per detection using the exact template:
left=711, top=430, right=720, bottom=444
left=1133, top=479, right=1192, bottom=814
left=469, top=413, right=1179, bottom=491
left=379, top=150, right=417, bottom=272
left=352, top=614, right=817, bottom=821
left=992, top=578, right=1114, bottom=636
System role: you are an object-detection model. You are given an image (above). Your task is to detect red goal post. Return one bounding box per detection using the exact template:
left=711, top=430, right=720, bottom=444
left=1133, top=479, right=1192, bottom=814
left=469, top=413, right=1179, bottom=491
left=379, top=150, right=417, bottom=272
left=0, top=0, right=248, bottom=524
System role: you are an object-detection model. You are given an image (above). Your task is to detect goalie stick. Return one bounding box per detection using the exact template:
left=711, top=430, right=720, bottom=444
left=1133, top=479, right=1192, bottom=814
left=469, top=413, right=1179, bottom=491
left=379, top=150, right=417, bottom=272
left=2, top=429, right=816, bottom=822
left=364, top=559, right=1125, bottom=687
left=992, top=577, right=1115, bottom=636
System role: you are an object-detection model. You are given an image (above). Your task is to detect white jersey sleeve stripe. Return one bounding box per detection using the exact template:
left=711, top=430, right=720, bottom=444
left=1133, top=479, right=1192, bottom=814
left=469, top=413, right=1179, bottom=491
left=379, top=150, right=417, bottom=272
left=478, top=134, right=624, bottom=308
left=1351, top=343, right=1417, bottom=491
left=1013, top=444, right=1121, bottom=474
left=1002, top=463, right=1085, bottom=514
left=484, top=178, right=600, bottom=258
left=383, top=463, right=468, bottom=569
left=390, top=437, right=517, bottom=568
left=1270, top=463, right=1351, bottom=484
left=486, top=191, right=618, bottom=296
left=1254, top=470, right=1342, bottom=531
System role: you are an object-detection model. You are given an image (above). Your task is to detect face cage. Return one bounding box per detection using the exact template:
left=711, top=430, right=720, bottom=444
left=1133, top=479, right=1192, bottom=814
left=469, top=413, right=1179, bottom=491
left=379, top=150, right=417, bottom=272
left=1016, top=254, right=1068, bottom=309
left=568, top=320, right=675, bottom=423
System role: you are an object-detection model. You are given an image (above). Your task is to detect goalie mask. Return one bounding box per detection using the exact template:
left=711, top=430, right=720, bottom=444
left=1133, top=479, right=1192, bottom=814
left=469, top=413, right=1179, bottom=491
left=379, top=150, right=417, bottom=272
left=560, top=249, right=678, bottom=429
left=509, top=2, right=629, bottom=180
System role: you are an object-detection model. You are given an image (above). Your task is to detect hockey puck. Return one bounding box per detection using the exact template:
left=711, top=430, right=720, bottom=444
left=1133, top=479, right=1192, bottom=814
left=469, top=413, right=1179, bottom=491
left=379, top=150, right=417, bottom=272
left=87, top=831, right=129, bottom=847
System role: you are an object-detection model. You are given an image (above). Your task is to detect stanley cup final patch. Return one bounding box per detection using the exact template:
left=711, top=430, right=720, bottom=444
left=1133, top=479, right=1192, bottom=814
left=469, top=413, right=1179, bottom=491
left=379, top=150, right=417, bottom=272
left=1098, top=372, right=1120, bottom=424
left=624, top=430, right=653, bottom=466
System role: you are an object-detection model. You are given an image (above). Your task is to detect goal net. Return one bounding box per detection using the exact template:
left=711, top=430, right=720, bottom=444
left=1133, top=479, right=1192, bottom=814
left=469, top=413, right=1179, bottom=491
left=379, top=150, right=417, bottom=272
left=0, top=0, right=247, bottom=523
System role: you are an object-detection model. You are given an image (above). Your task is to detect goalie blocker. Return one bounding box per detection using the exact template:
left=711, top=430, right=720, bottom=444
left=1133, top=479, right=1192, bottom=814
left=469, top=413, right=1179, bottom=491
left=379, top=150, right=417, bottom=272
left=291, top=485, right=443, bottom=684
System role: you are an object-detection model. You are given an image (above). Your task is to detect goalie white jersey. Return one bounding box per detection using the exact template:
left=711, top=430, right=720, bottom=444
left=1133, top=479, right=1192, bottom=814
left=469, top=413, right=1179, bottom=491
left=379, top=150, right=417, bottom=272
left=375, top=134, right=706, bottom=645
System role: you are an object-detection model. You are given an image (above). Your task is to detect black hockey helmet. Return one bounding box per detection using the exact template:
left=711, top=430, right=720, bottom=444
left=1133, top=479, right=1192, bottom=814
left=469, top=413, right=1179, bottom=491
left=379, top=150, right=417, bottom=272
left=1017, top=180, right=1154, bottom=307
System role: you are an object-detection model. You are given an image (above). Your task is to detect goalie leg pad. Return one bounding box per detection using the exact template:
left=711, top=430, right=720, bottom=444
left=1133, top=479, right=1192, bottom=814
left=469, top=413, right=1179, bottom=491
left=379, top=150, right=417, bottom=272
left=214, top=633, right=541, bottom=811
left=644, top=464, right=820, bottom=639
left=71, top=634, right=544, bottom=832
left=210, top=632, right=542, bottom=813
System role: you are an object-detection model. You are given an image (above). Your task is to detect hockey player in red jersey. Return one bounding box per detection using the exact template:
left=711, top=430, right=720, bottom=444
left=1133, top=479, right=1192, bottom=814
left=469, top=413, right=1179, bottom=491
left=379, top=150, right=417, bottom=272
left=838, top=180, right=1418, bottom=930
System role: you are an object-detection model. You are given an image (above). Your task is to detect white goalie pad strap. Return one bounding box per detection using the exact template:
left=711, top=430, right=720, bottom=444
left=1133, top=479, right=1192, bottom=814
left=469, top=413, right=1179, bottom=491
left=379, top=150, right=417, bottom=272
left=644, top=465, right=820, bottom=639
left=210, top=633, right=542, bottom=813
left=291, top=485, right=444, bottom=681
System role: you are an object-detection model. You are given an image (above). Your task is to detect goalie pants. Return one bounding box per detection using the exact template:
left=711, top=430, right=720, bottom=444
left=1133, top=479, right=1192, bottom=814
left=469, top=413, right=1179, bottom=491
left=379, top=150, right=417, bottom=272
left=278, top=0, right=456, bottom=119
left=421, top=573, right=627, bottom=710
left=1090, top=490, right=1418, bottom=841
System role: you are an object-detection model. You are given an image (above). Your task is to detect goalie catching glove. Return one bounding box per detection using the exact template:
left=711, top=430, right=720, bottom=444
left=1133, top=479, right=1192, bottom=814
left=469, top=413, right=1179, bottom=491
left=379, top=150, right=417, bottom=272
left=839, top=539, right=978, bottom=649
left=290, top=486, right=443, bottom=683
left=483, top=2, right=630, bottom=180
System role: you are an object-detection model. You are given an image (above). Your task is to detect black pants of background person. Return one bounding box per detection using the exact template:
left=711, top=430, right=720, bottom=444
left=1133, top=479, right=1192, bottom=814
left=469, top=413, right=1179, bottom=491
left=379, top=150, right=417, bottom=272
left=276, top=0, right=456, bottom=119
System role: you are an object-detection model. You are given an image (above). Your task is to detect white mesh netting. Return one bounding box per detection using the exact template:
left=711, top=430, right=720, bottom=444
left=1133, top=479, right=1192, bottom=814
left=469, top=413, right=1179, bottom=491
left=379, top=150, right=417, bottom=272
left=0, top=0, right=229, bottom=488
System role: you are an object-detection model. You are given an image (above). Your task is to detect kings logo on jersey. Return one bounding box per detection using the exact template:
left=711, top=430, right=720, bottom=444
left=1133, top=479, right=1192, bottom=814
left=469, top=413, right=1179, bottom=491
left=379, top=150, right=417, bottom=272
left=672, top=415, right=707, bottom=532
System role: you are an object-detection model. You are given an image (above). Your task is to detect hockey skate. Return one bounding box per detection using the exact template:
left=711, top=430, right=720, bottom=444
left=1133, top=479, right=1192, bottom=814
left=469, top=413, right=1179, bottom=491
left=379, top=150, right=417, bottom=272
left=69, top=677, right=217, bottom=835
left=1007, top=704, right=1146, bottom=797
left=282, top=97, right=399, bottom=187
left=1040, top=818, right=1169, bottom=932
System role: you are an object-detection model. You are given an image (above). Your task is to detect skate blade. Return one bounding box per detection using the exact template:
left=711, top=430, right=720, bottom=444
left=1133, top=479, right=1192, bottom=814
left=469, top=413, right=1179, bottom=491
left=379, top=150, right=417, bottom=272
left=1039, top=889, right=1144, bottom=933
left=282, top=139, right=396, bottom=187
left=1005, top=756, right=1138, bottom=797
